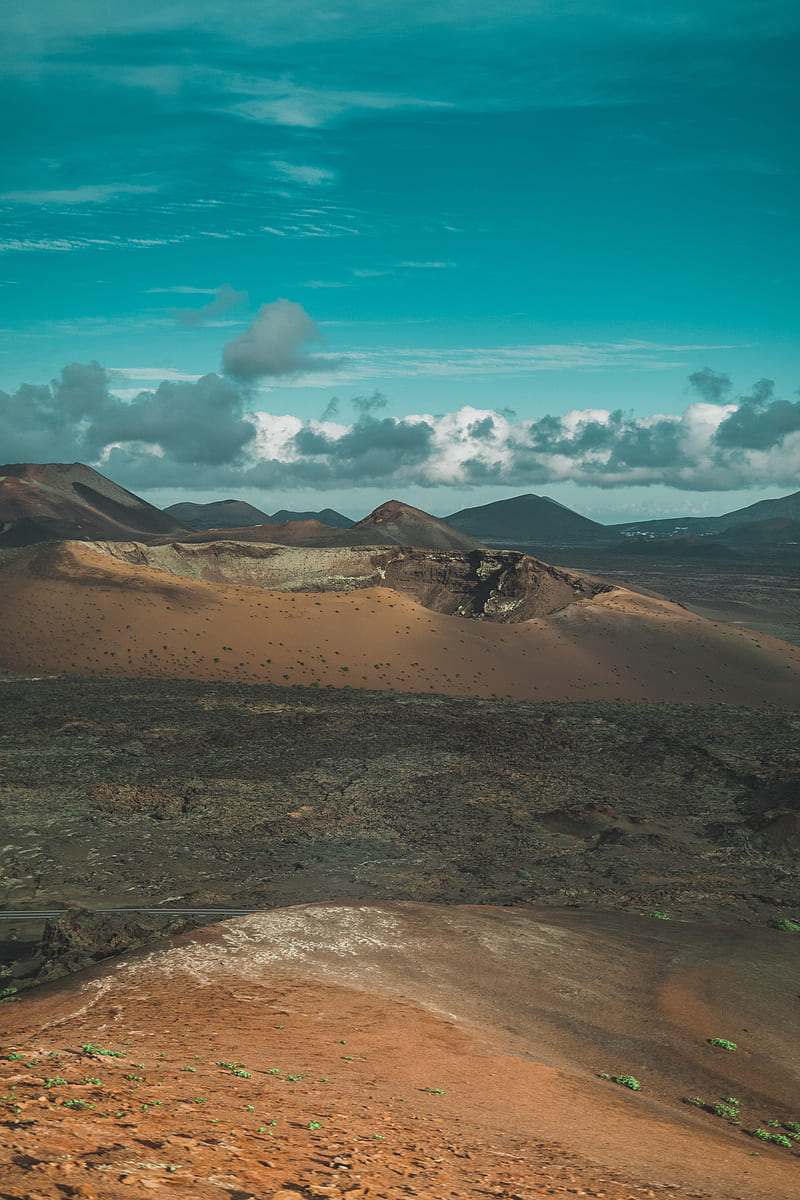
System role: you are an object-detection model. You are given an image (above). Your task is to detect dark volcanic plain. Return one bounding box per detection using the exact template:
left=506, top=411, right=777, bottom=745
left=1, top=676, right=798, bottom=983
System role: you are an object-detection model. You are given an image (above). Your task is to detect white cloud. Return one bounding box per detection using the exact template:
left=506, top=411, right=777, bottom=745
left=231, top=389, right=800, bottom=492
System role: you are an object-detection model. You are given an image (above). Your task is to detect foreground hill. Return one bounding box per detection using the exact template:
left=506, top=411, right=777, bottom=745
left=151, top=500, right=483, bottom=551
left=1, top=902, right=797, bottom=1199
left=1, top=538, right=798, bottom=704
left=446, top=492, right=616, bottom=546
left=0, top=461, right=188, bottom=545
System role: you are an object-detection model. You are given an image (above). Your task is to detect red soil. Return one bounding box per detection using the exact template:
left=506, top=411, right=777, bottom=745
left=1, top=903, right=797, bottom=1200
left=1, top=540, right=799, bottom=704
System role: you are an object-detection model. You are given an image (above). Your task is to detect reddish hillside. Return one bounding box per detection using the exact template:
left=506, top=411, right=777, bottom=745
left=346, top=499, right=482, bottom=549
left=1, top=902, right=797, bottom=1200
left=0, top=462, right=188, bottom=545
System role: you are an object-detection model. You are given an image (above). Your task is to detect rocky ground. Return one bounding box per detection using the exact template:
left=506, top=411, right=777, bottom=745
left=0, top=676, right=798, bottom=988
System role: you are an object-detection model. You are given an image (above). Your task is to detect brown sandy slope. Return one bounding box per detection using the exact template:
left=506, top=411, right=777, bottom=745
left=1, top=540, right=799, bottom=704
left=0, top=462, right=188, bottom=546
left=1, top=902, right=798, bottom=1200
left=150, top=500, right=483, bottom=551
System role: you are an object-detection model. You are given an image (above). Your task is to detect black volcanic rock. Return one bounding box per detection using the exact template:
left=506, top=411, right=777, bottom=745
left=0, top=462, right=189, bottom=546
left=445, top=493, right=614, bottom=545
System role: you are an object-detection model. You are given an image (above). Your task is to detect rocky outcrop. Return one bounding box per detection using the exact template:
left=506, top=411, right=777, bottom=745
left=382, top=548, right=605, bottom=620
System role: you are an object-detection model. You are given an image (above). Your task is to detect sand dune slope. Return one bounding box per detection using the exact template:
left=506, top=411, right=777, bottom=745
left=1, top=902, right=798, bottom=1199
left=1, top=540, right=799, bottom=703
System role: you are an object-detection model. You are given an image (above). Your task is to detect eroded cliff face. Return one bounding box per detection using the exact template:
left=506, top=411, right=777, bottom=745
left=94, top=540, right=608, bottom=622
left=381, top=548, right=606, bottom=620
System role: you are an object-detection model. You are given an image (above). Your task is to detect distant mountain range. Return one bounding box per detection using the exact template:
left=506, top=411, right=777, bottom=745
left=609, top=490, right=800, bottom=541
left=165, top=499, right=354, bottom=530
left=3, top=463, right=798, bottom=552
left=151, top=500, right=483, bottom=552
left=444, top=489, right=800, bottom=549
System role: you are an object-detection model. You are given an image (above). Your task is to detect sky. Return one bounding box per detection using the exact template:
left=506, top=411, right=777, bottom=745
left=1, top=1, right=798, bottom=524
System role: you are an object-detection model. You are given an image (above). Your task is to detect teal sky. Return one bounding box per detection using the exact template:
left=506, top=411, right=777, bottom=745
left=1, top=2, right=798, bottom=523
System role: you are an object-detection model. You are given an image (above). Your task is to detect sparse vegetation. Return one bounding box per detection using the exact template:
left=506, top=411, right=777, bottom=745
left=599, top=1073, right=641, bottom=1091
left=750, top=1128, right=793, bottom=1148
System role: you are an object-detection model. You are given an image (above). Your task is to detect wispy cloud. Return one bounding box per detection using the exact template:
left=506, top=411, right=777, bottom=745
left=145, top=286, right=218, bottom=295
left=399, top=261, right=456, bottom=269
left=270, top=160, right=338, bottom=186
left=260, top=220, right=362, bottom=238
left=0, top=183, right=159, bottom=205
left=273, top=340, right=739, bottom=388
left=176, top=283, right=248, bottom=327
left=225, top=77, right=450, bottom=128
left=0, top=233, right=193, bottom=255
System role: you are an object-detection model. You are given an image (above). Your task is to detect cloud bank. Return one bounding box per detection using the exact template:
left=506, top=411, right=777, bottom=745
left=2, top=355, right=798, bottom=494
left=0, top=362, right=255, bottom=467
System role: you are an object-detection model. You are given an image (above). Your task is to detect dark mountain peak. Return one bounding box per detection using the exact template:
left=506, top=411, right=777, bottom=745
left=444, top=492, right=612, bottom=546
left=164, top=499, right=272, bottom=531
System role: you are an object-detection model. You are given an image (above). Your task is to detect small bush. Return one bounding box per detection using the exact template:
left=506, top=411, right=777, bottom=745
left=750, top=1128, right=792, bottom=1148
left=600, top=1073, right=641, bottom=1090
left=708, top=1038, right=737, bottom=1052
left=771, top=918, right=800, bottom=932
